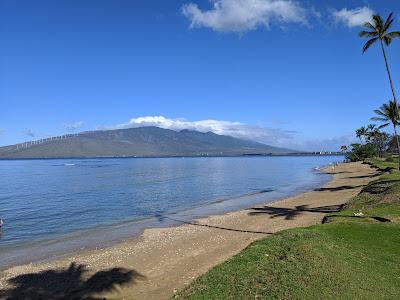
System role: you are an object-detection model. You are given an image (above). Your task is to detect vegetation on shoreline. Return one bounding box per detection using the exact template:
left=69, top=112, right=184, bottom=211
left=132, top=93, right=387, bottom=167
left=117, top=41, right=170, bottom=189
left=344, top=13, right=400, bottom=168
left=324, top=158, right=400, bottom=224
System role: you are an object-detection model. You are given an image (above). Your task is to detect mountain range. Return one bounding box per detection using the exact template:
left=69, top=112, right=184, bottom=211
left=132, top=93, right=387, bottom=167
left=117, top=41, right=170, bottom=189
left=0, top=126, right=294, bottom=159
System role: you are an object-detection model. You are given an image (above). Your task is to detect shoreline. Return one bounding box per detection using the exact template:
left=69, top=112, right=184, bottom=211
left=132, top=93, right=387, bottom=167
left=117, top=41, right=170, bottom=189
left=0, top=162, right=334, bottom=271
left=0, top=161, right=377, bottom=299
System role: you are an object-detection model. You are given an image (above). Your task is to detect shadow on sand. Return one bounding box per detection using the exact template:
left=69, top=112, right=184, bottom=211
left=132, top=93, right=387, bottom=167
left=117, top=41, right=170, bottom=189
left=0, top=262, right=145, bottom=300
left=154, top=214, right=273, bottom=235
left=248, top=204, right=344, bottom=220
left=344, top=174, right=380, bottom=179
left=324, top=171, right=353, bottom=175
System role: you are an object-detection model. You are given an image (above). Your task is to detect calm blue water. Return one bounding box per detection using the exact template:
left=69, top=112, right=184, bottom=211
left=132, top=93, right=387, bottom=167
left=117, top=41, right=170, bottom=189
left=0, top=156, right=342, bottom=269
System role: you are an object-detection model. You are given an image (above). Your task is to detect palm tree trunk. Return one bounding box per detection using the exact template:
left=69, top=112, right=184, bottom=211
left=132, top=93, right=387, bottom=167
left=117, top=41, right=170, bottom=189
left=393, top=125, right=400, bottom=170
left=380, top=39, right=398, bottom=105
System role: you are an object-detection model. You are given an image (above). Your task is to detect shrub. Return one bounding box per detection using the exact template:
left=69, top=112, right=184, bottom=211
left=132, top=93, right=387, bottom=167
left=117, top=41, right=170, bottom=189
left=346, top=143, right=377, bottom=162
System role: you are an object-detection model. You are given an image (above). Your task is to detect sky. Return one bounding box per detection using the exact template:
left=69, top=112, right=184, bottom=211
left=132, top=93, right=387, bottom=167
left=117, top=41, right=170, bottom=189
left=1, top=0, right=400, bottom=151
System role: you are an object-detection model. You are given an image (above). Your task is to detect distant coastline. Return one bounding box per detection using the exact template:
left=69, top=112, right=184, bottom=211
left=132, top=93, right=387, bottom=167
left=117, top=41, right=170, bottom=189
left=0, top=152, right=343, bottom=161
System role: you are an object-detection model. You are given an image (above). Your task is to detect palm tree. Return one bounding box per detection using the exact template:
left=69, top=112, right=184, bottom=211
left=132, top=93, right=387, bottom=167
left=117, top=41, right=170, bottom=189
left=371, top=100, right=400, bottom=169
left=340, top=145, right=348, bottom=153
left=356, top=126, right=367, bottom=143
left=365, top=124, right=376, bottom=143
left=359, top=13, right=400, bottom=107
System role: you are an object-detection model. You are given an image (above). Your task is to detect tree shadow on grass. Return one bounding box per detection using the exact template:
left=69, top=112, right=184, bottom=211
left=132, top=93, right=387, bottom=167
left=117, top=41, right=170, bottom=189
left=248, top=204, right=344, bottom=220
left=362, top=179, right=400, bottom=193
left=0, top=262, right=145, bottom=300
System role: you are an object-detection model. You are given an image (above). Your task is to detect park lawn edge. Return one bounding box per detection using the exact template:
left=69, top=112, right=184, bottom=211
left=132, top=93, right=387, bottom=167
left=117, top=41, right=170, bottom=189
left=174, top=160, right=400, bottom=299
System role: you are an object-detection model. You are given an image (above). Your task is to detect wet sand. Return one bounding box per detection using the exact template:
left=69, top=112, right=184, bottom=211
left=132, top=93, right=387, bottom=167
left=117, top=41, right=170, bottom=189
left=0, top=162, right=377, bottom=300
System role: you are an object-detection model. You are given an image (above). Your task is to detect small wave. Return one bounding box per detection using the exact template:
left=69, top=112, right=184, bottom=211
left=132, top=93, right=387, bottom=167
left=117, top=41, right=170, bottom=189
left=64, top=163, right=75, bottom=166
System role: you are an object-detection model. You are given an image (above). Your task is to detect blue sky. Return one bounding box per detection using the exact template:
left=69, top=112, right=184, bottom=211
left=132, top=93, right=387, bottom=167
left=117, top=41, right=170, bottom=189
left=1, top=0, right=400, bottom=150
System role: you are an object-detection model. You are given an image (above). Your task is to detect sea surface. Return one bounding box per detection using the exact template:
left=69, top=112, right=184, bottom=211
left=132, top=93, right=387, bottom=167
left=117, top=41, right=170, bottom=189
left=0, top=155, right=343, bottom=269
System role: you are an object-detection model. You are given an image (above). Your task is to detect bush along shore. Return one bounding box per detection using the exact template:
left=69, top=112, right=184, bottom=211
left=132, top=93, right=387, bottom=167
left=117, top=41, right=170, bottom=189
left=175, top=158, right=400, bottom=299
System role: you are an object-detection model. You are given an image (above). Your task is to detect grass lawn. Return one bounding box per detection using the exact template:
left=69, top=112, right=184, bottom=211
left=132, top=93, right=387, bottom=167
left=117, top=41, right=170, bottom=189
left=176, top=159, right=400, bottom=299
left=177, top=223, right=400, bottom=299
left=324, top=160, right=400, bottom=224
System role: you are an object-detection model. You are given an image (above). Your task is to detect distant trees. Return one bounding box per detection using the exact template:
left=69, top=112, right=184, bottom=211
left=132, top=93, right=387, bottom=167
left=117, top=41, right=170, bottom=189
left=367, top=128, right=390, bottom=158
left=356, top=126, right=368, bottom=144
left=371, top=100, right=400, bottom=169
left=345, top=125, right=389, bottom=162
left=340, top=145, right=348, bottom=153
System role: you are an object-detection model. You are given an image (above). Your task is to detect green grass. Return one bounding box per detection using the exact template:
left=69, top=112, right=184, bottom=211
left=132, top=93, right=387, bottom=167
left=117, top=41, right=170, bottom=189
left=176, top=224, right=400, bottom=299
left=365, top=157, right=398, bottom=172
left=366, top=156, right=400, bottom=176
left=176, top=158, right=400, bottom=299
left=324, top=157, right=400, bottom=224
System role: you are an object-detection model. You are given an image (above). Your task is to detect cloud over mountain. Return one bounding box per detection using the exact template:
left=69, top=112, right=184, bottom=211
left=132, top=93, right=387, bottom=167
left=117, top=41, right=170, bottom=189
left=23, top=129, right=35, bottom=137
left=100, top=116, right=354, bottom=152
left=103, top=116, right=295, bottom=145
left=64, top=121, right=84, bottom=132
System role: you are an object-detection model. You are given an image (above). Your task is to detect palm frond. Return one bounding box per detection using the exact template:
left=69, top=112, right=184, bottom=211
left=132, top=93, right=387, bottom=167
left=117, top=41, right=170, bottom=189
left=378, top=123, right=390, bottom=129
left=383, top=18, right=394, bottom=33
left=363, top=22, right=376, bottom=30
left=359, top=30, right=377, bottom=38
left=386, top=31, right=400, bottom=39
left=371, top=117, right=388, bottom=122
left=362, top=37, right=378, bottom=53
left=384, top=35, right=392, bottom=46
left=372, top=14, right=384, bottom=32
left=373, top=109, right=387, bottom=117
left=380, top=103, right=390, bottom=111
left=383, top=12, right=394, bottom=32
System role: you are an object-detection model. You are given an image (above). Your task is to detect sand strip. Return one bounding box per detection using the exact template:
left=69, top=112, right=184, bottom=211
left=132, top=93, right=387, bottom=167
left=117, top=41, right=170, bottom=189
left=0, top=162, right=378, bottom=300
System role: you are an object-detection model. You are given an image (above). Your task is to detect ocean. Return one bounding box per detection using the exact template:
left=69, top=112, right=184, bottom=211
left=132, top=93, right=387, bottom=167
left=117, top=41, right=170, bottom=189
left=0, top=155, right=343, bottom=269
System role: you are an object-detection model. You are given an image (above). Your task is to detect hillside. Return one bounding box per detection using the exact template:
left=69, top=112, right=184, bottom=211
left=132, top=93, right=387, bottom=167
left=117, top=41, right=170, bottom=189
left=0, top=126, right=292, bottom=159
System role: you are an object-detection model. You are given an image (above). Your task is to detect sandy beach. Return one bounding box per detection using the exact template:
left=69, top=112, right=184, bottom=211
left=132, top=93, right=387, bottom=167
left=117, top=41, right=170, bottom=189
left=0, top=161, right=378, bottom=300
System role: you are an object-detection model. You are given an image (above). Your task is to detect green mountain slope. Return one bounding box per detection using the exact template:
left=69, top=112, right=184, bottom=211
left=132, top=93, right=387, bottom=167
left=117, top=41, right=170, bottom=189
left=0, top=127, right=293, bottom=159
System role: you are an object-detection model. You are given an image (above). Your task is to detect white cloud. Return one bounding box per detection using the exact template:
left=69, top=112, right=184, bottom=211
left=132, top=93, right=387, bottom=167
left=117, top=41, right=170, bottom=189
left=182, top=0, right=307, bottom=33
left=64, top=121, right=84, bottom=132
left=23, top=129, right=35, bottom=137
left=332, top=7, right=374, bottom=28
